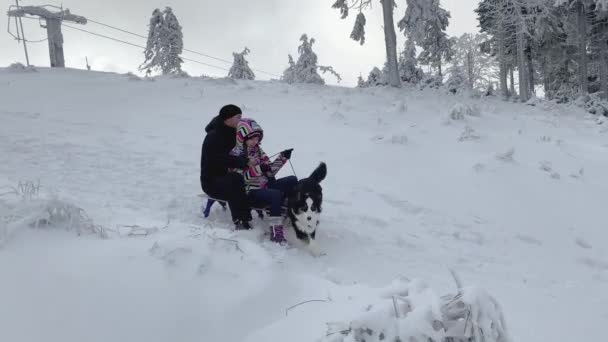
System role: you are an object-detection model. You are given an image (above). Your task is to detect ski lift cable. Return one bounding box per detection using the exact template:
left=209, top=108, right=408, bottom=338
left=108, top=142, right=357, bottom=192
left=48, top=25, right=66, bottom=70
left=61, top=23, right=232, bottom=72
left=84, top=17, right=279, bottom=77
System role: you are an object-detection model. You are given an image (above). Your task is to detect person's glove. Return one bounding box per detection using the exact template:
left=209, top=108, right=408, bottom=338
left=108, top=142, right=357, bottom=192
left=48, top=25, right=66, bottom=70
left=280, top=148, right=294, bottom=160
left=260, top=163, right=272, bottom=173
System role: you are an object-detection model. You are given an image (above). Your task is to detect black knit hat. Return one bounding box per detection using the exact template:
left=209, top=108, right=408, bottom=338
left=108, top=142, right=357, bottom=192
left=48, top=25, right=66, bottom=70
left=218, top=104, right=242, bottom=121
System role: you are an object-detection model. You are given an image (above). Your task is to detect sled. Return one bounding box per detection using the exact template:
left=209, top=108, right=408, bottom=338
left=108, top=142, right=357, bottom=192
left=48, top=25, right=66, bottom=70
left=198, top=194, right=288, bottom=219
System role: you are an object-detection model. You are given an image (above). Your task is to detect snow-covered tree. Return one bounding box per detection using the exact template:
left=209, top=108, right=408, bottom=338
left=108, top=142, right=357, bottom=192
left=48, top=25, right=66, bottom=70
left=160, top=7, right=184, bottom=75
left=140, top=7, right=184, bottom=75
left=332, top=0, right=402, bottom=87
left=294, top=34, right=324, bottom=84
left=228, top=47, right=255, bottom=80
left=356, top=73, right=366, bottom=87
left=450, top=33, right=498, bottom=90
left=281, top=34, right=341, bottom=85
left=474, top=0, right=598, bottom=102
left=445, top=66, right=467, bottom=94
left=281, top=55, right=297, bottom=84
left=140, top=9, right=164, bottom=75
left=364, top=66, right=386, bottom=87
left=398, top=0, right=453, bottom=78
left=398, top=37, right=424, bottom=84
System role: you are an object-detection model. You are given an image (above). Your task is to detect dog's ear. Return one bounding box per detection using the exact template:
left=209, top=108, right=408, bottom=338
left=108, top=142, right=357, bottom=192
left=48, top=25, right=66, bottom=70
left=309, top=162, right=327, bottom=184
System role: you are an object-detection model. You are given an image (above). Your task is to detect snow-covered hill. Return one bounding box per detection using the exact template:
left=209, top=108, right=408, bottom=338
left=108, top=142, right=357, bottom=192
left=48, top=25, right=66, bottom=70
left=1, top=66, right=607, bottom=342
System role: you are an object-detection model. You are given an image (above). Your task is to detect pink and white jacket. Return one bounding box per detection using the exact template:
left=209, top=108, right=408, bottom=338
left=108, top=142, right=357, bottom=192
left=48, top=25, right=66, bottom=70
left=229, top=118, right=288, bottom=193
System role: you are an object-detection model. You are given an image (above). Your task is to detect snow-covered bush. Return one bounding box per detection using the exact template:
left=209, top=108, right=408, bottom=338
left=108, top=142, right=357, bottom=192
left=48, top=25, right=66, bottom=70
left=577, top=93, right=608, bottom=117
left=448, top=103, right=481, bottom=121
left=459, top=126, right=480, bottom=141
left=1, top=181, right=107, bottom=245
left=323, top=277, right=510, bottom=342
left=446, top=70, right=467, bottom=95
left=420, top=75, right=443, bottom=90
left=6, top=62, right=37, bottom=73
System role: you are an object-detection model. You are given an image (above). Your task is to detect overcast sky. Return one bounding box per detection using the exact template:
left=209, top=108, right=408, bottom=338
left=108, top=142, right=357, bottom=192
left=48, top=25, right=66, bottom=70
left=1, top=0, right=481, bottom=86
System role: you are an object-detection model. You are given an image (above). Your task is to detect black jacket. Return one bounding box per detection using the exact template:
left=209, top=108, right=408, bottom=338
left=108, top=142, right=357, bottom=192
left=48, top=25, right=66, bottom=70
left=200, top=116, right=245, bottom=188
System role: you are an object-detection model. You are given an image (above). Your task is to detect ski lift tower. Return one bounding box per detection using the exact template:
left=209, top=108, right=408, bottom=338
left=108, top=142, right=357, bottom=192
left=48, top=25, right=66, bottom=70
left=7, top=4, right=87, bottom=67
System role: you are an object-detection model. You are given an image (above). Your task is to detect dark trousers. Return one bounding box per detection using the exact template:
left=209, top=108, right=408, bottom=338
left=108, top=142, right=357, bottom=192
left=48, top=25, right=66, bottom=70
left=248, top=176, right=298, bottom=217
left=202, top=173, right=249, bottom=222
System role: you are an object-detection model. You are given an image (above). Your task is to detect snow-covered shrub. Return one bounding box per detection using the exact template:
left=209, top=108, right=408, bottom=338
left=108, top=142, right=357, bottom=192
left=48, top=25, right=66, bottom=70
left=6, top=62, right=37, bottom=73
left=577, top=93, right=608, bottom=117
left=449, top=103, right=481, bottom=121
left=323, top=277, right=510, bottom=342
left=420, top=75, right=443, bottom=90
left=459, top=126, right=480, bottom=141
left=0, top=182, right=108, bottom=245
left=446, top=70, right=466, bottom=95
left=125, top=72, right=143, bottom=81
left=361, top=67, right=386, bottom=88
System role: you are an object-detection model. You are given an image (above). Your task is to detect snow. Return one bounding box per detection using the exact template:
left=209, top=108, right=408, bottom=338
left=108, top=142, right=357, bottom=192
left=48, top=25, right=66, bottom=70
left=1, top=67, right=608, bottom=342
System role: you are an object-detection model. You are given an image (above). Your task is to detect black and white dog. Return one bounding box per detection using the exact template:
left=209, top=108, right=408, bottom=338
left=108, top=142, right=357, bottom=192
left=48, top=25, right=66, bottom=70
left=284, top=162, right=327, bottom=256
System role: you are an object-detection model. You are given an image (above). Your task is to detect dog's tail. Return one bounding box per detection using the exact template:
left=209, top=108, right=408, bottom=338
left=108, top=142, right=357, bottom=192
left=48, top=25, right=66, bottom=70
left=309, top=162, right=327, bottom=183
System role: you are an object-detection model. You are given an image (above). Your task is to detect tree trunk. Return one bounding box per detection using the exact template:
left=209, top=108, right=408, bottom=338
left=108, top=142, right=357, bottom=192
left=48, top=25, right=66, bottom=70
left=438, top=60, right=442, bottom=77
left=541, top=52, right=551, bottom=99
left=578, top=1, right=588, bottom=95
left=600, top=36, right=608, bottom=99
left=510, top=66, right=516, bottom=97
left=515, top=6, right=530, bottom=102
left=498, top=30, right=509, bottom=99
left=527, top=47, right=535, bottom=94
left=381, top=0, right=401, bottom=88
left=467, top=51, right=474, bottom=89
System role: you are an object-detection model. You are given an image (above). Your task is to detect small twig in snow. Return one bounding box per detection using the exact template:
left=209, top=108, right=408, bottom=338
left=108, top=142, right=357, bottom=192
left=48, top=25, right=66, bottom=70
left=449, top=268, right=464, bottom=294
left=205, top=233, right=244, bottom=253
left=285, top=299, right=329, bottom=316
left=392, top=296, right=401, bottom=318
left=463, top=305, right=472, bottom=334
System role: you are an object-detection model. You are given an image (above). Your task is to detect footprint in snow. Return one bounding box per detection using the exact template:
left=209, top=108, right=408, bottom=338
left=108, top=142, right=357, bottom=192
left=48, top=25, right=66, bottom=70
left=579, top=257, right=608, bottom=271
left=575, top=238, right=592, bottom=249
left=515, top=234, right=543, bottom=246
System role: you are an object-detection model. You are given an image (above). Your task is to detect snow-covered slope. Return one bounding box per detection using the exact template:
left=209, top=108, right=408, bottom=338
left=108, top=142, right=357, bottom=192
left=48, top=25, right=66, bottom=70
left=1, top=66, right=607, bottom=342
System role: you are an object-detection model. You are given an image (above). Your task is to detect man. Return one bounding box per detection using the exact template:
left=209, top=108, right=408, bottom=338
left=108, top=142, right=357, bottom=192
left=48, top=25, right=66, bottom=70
left=200, top=104, right=251, bottom=229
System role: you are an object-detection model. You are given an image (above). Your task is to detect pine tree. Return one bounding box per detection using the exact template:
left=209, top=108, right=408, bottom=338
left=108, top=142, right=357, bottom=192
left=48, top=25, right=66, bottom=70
left=160, top=7, right=184, bottom=75
left=590, top=2, right=608, bottom=98
left=365, top=67, right=385, bottom=87
left=399, top=0, right=452, bottom=78
left=140, top=9, right=164, bottom=74
left=398, top=37, right=424, bottom=83
left=228, top=47, right=255, bottom=80
left=357, top=74, right=366, bottom=87
left=294, top=34, right=325, bottom=84
left=140, top=7, right=184, bottom=75
left=282, top=34, right=340, bottom=85
left=281, top=55, right=297, bottom=84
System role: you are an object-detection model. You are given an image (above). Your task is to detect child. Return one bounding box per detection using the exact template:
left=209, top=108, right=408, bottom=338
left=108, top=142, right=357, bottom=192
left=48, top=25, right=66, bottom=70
left=229, top=118, right=297, bottom=242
